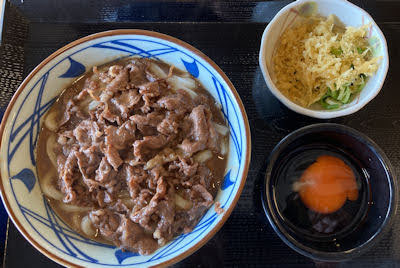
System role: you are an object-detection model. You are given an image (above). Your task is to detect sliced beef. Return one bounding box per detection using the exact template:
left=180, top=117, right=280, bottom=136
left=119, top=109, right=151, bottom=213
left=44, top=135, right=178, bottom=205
left=52, top=58, right=228, bottom=256
left=130, top=177, right=175, bottom=240
left=117, top=216, right=158, bottom=255
left=205, top=110, right=220, bottom=152
left=95, top=157, right=116, bottom=184
left=105, top=144, right=123, bottom=170
left=133, top=135, right=168, bottom=160
left=130, top=112, right=164, bottom=135
left=178, top=104, right=221, bottom=156
left=72, top=120, right=103, bottom=147
left=126, top=165, right=149, bottom=199
left=157, top=89, right=193, bottom=114
left=128, top=63, right=149, bottom=87
left=130, top=177, right=168, bottom=226
left=153, top=198, right=175, bottom=245
left=178, top=105, right=209, bottom=156
left=139, top=81, right=162, bottom=98
left=141, top=94, right=154, bottom=114
left=190, top=184, right=213, bottom=207
left=100, top=102, right=122, bottom=125
left=76, top=78, right=101, bottom=101
left=105, top=66, right=129, bottom=93
left=104, top=121, right=136, bottom=150
left=170, top=184, right=213, bottom=235
left=75, top=146, right=101, bottom=191
left=89, top=209, right=121, bottom=240
left=130, top=112, right=164, bottom=127
left=57, top=149, right=78, bottom=203
left=169, top=158, right=198, bottom=178
left=157, top=112, right=180, bottom=135
left=182, top=184, right=214, bottom=225
left=195, top=164, right=213, bottom=189
left=57, top=130, right=77, bottom=156
left=111, top=89, right=141, bottom=118
left=59, top=100, right=86, bottom=127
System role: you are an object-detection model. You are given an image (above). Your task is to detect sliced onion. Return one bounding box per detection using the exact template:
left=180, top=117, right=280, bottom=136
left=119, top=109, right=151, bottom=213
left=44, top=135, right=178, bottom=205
left=149, top=62, right=167, bottom=78
left=179, top=87, right=198, bottom=99
left=194, top=150, right=213, bottom=163
left=220, top=139, right=228, bottom=156
left=179, top=71, right=191, bottom=78
left=71, top=214, right=81, bottom=229
left=81, top=215, right=96, bottom=236
left=41, top=172, right=63, bottom=201
left=153, top=229, right=161, bottom=239
left=117, top=190, right=130, bottom=199
left=213, top=122, right=229, bottom=136
left=144, top=148, right=178, bottom=170
left=46, top=134, right=58, bottom=168
left=79, top=96, right=92, bottom=109
left=59, top=203, right=91, bottom=213
left=88, top=100, right=100, bottom=111
left=121, top=198, right=135, bottom=208
left=108, top=65, right=119, bottom=77
left=144, top=154, right=163, bottom=170
left=174, top=194, right=192, bottom=210
left=44, top=111, right=58, bottom=132
left=167, top=75, right=198, bottom=98
left=168, top=75, right=196, bottom=89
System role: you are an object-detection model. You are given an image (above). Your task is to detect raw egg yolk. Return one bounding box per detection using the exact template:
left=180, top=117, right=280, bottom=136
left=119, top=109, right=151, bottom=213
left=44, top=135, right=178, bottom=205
left=297, top=155, right=358, bottom=214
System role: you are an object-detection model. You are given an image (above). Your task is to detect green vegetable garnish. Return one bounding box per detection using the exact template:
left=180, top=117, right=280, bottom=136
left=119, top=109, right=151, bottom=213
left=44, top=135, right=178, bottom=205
left=337, top=86, right=346, bottom=101
left=330, top=47, right=343, bottom=56
left=354, top=74, right=366, bottom=93
left=327, top=87, right=339, bottom=99
left=357, top=47, right=366, bottom=54
left=320, top=98, right=340, bottom=109
left=319, top=75, right=368, bottom=109
left=342, top=88, right=351, bottom=103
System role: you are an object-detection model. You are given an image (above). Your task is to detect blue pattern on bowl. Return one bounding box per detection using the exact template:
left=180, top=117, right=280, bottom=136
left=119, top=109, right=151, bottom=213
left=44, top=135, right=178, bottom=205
left=0, top=33, right=248, bottom=267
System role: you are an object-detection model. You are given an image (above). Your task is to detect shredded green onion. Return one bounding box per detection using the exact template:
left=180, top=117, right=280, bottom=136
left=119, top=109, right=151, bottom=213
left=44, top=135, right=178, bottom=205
left=357, top=47, right=366, bottom=54
left=330, top=47, right=343, bottom=56
left=318, top=73, right=368, bottom=109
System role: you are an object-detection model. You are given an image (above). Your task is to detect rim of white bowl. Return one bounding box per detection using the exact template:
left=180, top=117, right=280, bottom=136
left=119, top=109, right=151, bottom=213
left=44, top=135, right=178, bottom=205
left=0, top=29, right=251, bottom=268
left=259, top=0, right=389, bottom=119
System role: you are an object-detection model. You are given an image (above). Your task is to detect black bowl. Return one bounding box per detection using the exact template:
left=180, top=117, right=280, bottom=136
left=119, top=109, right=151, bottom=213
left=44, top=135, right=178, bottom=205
left=261, top=123, right=398, bottom=262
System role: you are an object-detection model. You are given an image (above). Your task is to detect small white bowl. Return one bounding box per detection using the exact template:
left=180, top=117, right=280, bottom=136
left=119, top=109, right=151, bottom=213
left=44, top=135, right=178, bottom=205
left=259, top=0, right=389, bottom=119
left=0, top=30, right=251, bottom=267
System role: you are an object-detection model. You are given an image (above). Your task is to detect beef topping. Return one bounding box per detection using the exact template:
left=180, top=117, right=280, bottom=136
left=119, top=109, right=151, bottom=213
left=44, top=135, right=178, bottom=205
left=51, top=58, right=228, bottom=255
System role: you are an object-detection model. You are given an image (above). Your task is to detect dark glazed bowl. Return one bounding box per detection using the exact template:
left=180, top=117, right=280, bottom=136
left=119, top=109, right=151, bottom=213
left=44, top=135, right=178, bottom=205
left=261, top=123, right=398, bottom=262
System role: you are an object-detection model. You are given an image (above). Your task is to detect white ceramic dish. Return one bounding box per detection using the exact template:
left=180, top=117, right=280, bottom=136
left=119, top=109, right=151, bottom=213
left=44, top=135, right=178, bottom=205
left=259, top=0, right=389, bottom=119
left=0, top=30, right=251, bottom=267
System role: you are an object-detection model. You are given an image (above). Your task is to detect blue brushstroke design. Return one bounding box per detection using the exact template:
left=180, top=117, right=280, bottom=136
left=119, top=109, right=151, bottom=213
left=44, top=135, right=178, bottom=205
left=115, top=249, right=140, bottom=264
left=181, top=59, right=199, bottom=77
left=92, top=41, right=178, bottom=60
left=59, top=57, right=85, bottom=78
left=11, top=168, right=36, bottom=192
left=221, top=170, right=233, bottom=190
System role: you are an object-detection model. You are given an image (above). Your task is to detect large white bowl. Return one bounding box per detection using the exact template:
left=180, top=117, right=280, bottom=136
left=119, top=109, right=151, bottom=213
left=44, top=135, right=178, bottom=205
left=0, top=30, right=251, bottom=267
left=259, top=0, right=389, bottom=119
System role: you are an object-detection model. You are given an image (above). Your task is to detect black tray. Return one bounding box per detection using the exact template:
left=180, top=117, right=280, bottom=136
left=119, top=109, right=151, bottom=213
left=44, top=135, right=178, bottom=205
left=1, top=0, right=400, bottom=267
